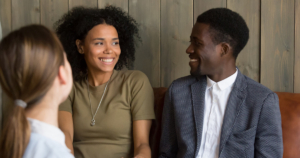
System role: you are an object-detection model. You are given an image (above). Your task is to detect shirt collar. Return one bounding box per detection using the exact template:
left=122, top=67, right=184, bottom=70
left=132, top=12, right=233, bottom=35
left=27, top=118, right=66, bottom=146
left=206, top=76, right=216, bottom=89
left=206, top=69, right=238, bottom=91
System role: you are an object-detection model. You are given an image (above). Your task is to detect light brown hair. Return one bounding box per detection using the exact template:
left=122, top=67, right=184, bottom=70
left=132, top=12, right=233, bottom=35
left=0, top=25, right=65, bottom=158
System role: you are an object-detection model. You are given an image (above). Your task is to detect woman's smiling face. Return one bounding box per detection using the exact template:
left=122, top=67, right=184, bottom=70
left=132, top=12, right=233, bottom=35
left=77, top=24, right=121, bottom=73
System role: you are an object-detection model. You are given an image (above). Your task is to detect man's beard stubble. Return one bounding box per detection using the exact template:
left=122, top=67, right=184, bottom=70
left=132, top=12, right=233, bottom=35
left=190, top=64, right=202, bottom=79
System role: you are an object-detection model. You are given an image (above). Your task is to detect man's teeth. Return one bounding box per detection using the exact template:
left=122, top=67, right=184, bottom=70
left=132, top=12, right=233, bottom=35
left=190, top=59, right=198, bottom=62
left=100, top=59, right=113, bottom=62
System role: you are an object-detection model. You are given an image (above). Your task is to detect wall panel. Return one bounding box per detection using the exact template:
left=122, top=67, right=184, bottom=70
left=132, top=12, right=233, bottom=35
left=69, top=0, right=98, bottom=9
left=12, top=0, right=40, bottom=30
left=194, top=0, right=226, bottom=23
left=98, top=0, right=128, bottom=12
left=160, top=0, right=193, bottom=87
left=129, top=0, right=160, bottom=87
left=228, top=0, right=260, bottom=82
left=0, top=0, right=11, bottom=134
left=41, top=0, right=69, bottom=30
left=0, top=0, right=11, bottom=37
left=295, top=0, right=300, bottom=93
left=261, top=0, right=295, bottom=92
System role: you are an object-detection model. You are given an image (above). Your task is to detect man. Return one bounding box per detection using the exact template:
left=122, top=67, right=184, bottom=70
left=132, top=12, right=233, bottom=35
left=159, top=8, right=283, bottom=158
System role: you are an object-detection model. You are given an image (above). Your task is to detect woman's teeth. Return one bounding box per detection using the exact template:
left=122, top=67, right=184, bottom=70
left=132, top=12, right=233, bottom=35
left=190, top=59, right=198, bottom=62
left=100, top=59, right=113, bottom=62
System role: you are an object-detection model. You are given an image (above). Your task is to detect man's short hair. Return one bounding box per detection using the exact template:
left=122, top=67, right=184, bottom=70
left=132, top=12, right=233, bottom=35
left=197, top=8, right=249, bottom=58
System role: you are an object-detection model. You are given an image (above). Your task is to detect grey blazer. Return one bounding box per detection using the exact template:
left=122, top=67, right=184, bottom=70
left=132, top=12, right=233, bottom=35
left=159, top=70, right=283, bottom=158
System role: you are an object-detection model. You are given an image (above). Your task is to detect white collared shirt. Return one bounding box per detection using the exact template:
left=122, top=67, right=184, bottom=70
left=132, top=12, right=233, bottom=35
left=196, top=70, right=238, bottom=158
left=23, top=118, right=74, bottom=158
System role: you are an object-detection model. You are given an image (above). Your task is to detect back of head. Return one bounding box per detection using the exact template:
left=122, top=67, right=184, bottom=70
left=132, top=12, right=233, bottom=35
left=197, top=8, right=249, bottom=58
left=0, top=25, right=64, bottom=158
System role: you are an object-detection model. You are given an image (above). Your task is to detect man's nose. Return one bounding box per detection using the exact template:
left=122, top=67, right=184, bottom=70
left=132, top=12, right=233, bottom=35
left=186, top=44, right=194, bottom=54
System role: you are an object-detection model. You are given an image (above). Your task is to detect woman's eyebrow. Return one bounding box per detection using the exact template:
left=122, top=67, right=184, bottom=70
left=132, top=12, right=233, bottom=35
left=92, top=38, right=119, bottom=40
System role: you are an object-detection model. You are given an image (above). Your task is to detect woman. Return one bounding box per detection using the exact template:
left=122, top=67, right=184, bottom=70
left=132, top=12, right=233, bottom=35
left=0, top=25, right=74, bottom=158
left=56, top=6, right=155, bottom=158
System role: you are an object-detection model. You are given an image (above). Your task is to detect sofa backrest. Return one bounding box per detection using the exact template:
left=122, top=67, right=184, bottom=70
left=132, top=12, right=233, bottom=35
left=150, top=88, right=168, bottom=158
left=276, top=92, right=300, bottom=158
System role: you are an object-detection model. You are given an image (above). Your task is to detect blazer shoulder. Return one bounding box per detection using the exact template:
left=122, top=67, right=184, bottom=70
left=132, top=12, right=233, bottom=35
left=170, top=75, right=198, bottom=90
left=244, top=75, right=275, bottom=98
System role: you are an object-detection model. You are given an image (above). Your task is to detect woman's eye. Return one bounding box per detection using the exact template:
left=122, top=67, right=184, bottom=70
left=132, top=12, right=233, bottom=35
left=112, top=42, right=119, bottom=45
left=95, top=42, right=103, bottom=45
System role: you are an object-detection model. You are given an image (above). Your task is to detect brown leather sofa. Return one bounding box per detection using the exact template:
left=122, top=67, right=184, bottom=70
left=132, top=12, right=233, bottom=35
left=151, top=88, right=300, bottom=158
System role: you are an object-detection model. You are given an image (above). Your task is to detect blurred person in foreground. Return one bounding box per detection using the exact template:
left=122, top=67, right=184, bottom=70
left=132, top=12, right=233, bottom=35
left=0, top=25, right=74, bottom=158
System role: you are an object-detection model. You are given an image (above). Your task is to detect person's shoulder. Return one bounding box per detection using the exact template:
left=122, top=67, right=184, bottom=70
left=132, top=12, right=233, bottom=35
left=118, top=69, right=147, bottom=78
left=244, top=75, right=273, bottom=93
left=242, top=74, right=276, bottom=101
left=163, top=75, right=199, bottom=98
left=117, top=70, right=149, bottom=83
left=169, top=75, right=198, bottom=89
left=24, top=133, right=74, bottom=158
left=73, top=79, right=86, bottom=90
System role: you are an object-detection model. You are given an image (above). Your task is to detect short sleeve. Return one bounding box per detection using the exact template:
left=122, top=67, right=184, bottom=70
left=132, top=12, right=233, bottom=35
left=59, top=84, right=74, bottom=114
left=129, top=71, right=155, bottom=121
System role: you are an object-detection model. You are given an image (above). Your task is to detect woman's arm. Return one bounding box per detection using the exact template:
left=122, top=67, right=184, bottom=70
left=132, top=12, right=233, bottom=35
left=133, top=120, right=152, bottom=158
left=58, top=111, right=74, bottom=155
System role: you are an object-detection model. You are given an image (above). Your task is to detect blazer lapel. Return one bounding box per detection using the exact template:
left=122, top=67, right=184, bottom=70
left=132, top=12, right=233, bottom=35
left=191, top=76, right=207, bottom=157
left=219, top=70, right=247, bottom=155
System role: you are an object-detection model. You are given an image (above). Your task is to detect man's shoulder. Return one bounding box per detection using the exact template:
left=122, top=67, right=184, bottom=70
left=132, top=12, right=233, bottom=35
left=242, top=74, right=276, bottom=99
left=169, top=75, right=199, bottom=90
left=172, top=75, right=199, bottom=86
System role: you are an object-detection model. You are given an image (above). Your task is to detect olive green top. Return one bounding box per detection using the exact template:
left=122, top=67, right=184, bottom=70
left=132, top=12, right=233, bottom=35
left=59, top=70, right=155, bottom=158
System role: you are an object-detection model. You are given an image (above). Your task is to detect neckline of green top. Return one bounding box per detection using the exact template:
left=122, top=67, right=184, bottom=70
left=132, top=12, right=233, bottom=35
left=85, top=70, right=118, bottom=91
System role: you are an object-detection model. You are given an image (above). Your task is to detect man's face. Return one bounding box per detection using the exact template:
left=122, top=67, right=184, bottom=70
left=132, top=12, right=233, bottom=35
left=186, top=23, right=224, bottom=78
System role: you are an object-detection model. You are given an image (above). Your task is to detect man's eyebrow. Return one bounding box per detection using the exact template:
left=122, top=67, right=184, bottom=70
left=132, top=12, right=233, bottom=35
left=192, top=36, right=199, bottom=40
left=190, top=36, right=201, bottom=42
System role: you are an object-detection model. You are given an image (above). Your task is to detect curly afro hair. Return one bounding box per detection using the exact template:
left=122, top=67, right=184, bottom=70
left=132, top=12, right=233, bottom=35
left=197, top=8, right=249, bottom=58
left=55, top=6, right=140, bottom=81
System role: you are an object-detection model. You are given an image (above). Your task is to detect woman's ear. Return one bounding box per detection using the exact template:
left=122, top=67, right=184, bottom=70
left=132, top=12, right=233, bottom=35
left=58, top=65, right=68, bottom=85
left=76, top=39, right=84, bottom=54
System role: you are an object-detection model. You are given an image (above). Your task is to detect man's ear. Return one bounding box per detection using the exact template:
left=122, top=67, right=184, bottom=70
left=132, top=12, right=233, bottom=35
left=76, top=39, right=84, bottom=54
left=220, top=42, right=231, bottom=57
left=58, top=65, right=67, bottom=85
